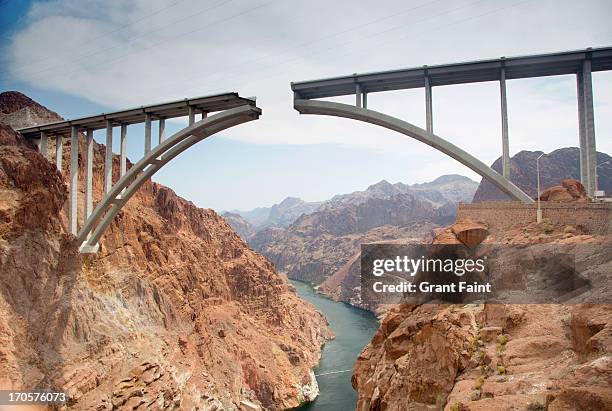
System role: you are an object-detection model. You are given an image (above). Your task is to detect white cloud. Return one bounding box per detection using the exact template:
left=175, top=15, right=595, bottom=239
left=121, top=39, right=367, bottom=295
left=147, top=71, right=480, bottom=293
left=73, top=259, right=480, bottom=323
left=5, top=0, right=612, bottom=162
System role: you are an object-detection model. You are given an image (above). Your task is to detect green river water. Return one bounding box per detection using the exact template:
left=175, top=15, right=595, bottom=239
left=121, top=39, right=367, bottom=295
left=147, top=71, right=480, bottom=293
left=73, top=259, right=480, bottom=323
left=290, top=280, right=379, bottom=411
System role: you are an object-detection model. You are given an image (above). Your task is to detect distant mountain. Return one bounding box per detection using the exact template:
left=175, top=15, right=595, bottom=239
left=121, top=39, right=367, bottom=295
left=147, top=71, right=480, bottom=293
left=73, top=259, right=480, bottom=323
left=473, top=147, right=612, bottom=202
left=249, top=175, right=478, bottom=290
left=221, top=212, right=256, bottom=240
left=227, top=197, right=323, bottom=232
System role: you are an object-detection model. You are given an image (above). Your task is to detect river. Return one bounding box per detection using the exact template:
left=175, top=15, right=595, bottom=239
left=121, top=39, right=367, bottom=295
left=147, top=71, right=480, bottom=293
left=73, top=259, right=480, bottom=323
left=290, top=280, right=379, bottom=411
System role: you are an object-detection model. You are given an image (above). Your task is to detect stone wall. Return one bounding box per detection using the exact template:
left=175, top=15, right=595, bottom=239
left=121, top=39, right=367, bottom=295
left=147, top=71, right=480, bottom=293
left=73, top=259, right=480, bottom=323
left=457, top=201, right=612, bottom=236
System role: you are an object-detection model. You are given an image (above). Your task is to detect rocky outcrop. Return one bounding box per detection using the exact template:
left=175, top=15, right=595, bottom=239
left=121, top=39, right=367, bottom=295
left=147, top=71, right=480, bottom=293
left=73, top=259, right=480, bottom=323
left=539, top=178, right=589, bottom=202
left=0, top=92, right=332, bottom=410
left=352, top=206, right=611, bottom=410
left=473, top=148, right=612, bottom=202
left=222, top=212, right=257, bottom=240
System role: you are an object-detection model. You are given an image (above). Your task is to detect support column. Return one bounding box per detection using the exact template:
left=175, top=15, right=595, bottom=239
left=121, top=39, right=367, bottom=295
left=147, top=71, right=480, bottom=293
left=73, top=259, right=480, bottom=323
left=581, top=59, right=597, bottom=196
left=188, top=106, right=195, bottom=125
left=40, top=131, right=48, bottom=158
left=425, top=75, right=433, bottom=133
left=158, top=118, right=166, bottom=144
left=144, top=113, right=152, bottom=154
left=577, top=71, right=588, bottom=186
left=69, top=126, right=79, bottom=236
left=120, top=124, right=127, bottom=177
left=84, top=130, right=94, bottom=225
left=201, top=111, right=207, bottom=120
left=362, top=92, right=368, bottom=109
left=55, top=135, right=63, bottom=171
left=105, top=120, right=113, bottom=194
left=500, top=67, right=510, bottom=179
left=355, top=83, right=362, bottom=108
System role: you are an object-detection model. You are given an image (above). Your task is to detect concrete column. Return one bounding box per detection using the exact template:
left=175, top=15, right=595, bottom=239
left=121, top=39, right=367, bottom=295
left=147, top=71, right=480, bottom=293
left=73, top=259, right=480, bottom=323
left=362, top=92, right=368, bottom=109
left=55, top=135, right=63, bottom=171
left=69, top=126, right=79, bottom=236
left=144, top=113, right=152, bottom=154
left=577, top=71, right=588, bottom=186
left=84, top=130, right=94, bottom=224
left=40, top=131, right=48, bottom=158
left=355, top=84, right=362, bottom=108
left=581, top=59, right=597, bottom=196
left=158, top=118, right=166, bottom=144
left=120, top=124, right=127, bottom=177
left=500, top=67, right=510, bottom=179
left=105, top=120, right=113, bottom=194
left=188, top=106, right=195, bottom=125
left=425, top=75, right=433, bottom=133
left=201, top=111, right=207, bottom=120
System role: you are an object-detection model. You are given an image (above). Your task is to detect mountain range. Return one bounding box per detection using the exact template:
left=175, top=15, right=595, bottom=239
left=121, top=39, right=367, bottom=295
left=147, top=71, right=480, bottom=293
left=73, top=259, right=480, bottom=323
left=245, top=175, right=479, bottom=293
left=473, top=147, right=612, bottom=201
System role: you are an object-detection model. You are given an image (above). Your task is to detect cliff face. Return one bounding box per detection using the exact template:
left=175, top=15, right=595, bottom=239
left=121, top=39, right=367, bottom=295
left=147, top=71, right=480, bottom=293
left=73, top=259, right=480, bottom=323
left=221, top=212, right=257, bottom=241
left=352, top=216, right=612, bottom=410
left=473, top=148, right=612, bottom=201
left=0, top=92, right=331, bottom=410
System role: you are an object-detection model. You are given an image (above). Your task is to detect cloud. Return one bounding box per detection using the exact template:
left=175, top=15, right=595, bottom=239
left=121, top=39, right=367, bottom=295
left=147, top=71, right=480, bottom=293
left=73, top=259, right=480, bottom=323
left=5, top=0, right=612, bottom=161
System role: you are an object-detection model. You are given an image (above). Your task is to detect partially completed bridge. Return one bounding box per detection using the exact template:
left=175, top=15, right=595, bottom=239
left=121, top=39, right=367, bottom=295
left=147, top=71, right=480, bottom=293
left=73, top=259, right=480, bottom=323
left=291, top=46, right=612, bottom=201
left=14, top=47, right=612, bottom=254
left=18, top=93, right=261, bottom=253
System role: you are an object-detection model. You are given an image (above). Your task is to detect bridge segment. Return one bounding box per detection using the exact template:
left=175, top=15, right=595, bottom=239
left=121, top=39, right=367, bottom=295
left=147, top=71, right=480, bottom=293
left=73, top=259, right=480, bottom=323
left=18, top=93, right=261, bottom=253
left=291, top=46, right=612, bottom=198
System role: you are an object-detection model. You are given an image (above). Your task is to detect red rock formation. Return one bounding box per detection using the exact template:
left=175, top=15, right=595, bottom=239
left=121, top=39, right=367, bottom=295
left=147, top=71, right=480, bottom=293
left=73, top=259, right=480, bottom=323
left=352, top=210, right=611, bottom=410
left=0, top=94, right=331, bottom=410
left=539, top=178, right=589, bottom=202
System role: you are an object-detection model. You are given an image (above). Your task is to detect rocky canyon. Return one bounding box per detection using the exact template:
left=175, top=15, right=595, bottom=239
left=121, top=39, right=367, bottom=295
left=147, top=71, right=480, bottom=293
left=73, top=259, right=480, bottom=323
left=0, top=91, right=332, bottom=410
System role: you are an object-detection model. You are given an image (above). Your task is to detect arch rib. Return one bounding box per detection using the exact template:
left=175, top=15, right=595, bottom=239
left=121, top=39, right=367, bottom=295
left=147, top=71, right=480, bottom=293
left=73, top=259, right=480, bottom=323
left=294, top=99, right=533, bottom=204
left=78, top=104, right=261, bottom=253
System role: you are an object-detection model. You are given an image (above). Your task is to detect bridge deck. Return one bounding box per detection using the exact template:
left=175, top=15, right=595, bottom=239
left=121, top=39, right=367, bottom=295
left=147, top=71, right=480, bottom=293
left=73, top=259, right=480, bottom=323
left=291, top=46, right=612, bottom=99
left=17, top=92, right=256, bottom=139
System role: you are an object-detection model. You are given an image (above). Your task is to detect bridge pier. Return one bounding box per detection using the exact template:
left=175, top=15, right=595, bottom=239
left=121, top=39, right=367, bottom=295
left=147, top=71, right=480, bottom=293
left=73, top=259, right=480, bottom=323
left=120, top=124, right=127, bottom=177
left=500, top=66, right=510, bottom=179
left=104, top=120, right=113, bottom=194
left=577, top=59, right=597, bottom=196
left=159, top=118, right=165, bottom=144
left=425, top=74, right=433, bottom=133
left=69, top=126, right=79, bottom=235
left=55, top=135, right=63, bottom=170
left=84, top=130, right=94, bottom=226
left=144, top=114, right=152, bottom=154
left=188, top=106, right=196, bottom=125
left=355, top=84, right=362, bottom=108
left=39, top=131, right=48, bottom=159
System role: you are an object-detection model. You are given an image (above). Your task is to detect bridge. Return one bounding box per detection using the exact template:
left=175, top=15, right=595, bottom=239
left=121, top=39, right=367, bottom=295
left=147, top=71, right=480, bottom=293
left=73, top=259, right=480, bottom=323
left=18, top=92, right=261, bottom=253
left=291, top=46, right=612, bottom=201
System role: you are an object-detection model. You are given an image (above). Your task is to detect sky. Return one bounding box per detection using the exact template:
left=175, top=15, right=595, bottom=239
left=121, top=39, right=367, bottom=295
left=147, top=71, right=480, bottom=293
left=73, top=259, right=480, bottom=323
left=1, top=0, right=611, bottom=211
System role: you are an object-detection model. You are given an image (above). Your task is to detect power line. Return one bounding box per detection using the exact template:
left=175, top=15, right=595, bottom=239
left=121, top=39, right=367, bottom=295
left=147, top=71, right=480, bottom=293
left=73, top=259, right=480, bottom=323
left=9, top=0, right=188, bottom=69
left=149, top=0, right=447, bottom=91
left=148, top=0, right=494, bottom=94
left=1, top=0, right=240, bottom=82
left=211, top=0, right=531, bottom=101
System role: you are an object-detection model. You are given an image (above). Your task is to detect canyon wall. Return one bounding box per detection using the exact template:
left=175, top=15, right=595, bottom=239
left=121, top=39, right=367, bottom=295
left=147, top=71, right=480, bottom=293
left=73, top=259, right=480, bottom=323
left=352, top=207, right=612, bottom=410
left=0, top=92, right=331, bottom=410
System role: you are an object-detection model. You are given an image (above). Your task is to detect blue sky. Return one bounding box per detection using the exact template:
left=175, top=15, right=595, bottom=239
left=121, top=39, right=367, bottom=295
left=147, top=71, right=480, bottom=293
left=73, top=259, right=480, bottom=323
left=1, top=0, right=611, bottom=211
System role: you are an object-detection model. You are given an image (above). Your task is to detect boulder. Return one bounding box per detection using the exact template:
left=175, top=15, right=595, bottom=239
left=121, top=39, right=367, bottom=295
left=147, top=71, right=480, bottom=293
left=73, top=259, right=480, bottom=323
left=539, top=178, right=589, bottom=202
left=451, top=219, right=489, bottom=247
